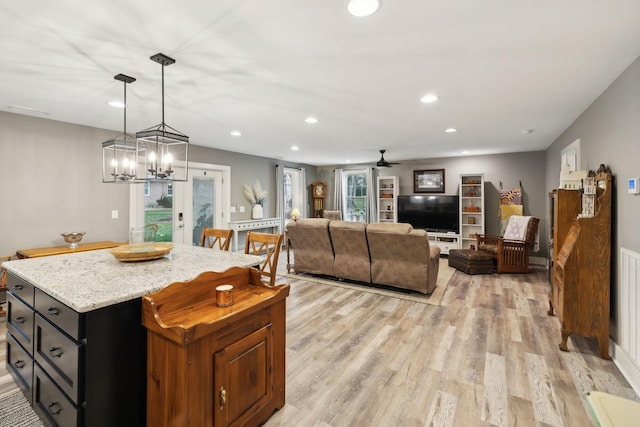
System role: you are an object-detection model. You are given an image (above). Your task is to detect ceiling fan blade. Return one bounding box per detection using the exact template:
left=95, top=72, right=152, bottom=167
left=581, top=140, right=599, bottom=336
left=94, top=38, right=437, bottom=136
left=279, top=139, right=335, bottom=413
left=377, top=149, right=399, bottom=167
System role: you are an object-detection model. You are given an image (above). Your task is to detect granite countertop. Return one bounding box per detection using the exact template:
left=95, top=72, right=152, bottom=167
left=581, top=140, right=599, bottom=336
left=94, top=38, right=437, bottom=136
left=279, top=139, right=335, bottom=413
left=3, top=243, right=265, bottom=313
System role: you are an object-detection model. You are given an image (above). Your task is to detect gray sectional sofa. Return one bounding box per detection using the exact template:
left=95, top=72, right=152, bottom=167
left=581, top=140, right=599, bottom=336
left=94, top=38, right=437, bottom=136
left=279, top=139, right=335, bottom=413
left=285, top=218, right=441, bottom=294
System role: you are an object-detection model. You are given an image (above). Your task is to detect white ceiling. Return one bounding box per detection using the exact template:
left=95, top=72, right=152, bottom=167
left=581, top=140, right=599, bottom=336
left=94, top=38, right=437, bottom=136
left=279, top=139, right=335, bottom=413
left=2, top=1, right=640, bottom=166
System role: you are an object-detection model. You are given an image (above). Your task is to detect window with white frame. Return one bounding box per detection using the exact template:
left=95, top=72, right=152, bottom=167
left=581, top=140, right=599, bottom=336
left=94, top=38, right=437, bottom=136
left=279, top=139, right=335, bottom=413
left=341, top=169, right=368, bottom=222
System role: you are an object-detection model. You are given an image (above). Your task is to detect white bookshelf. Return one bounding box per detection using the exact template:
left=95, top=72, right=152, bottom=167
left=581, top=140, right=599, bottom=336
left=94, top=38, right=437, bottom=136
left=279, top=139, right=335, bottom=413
left=377, top=176, right=398, bottom=222
left=459, top=173, right=485, bottom=250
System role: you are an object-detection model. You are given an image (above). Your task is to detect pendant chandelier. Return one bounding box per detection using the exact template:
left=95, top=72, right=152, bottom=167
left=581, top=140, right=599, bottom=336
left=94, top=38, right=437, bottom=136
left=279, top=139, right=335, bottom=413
left=136, top=53, right=189, bottom=181
left=101, top=73, right=141, bottom=183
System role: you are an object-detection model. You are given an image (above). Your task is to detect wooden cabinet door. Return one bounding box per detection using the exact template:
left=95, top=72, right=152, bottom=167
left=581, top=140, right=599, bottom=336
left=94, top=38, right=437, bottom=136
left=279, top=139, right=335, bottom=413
left=214, top=324, right=273, bottom=427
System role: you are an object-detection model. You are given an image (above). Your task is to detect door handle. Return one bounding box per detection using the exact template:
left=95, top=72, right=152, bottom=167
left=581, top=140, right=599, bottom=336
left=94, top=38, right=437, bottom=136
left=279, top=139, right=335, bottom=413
left=219, top=386, right=227, bottom=408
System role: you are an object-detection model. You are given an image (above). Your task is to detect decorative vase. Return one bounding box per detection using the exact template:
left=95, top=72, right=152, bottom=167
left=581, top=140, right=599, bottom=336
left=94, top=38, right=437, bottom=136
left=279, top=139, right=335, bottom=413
left=252, top=204, right=263, bottom=219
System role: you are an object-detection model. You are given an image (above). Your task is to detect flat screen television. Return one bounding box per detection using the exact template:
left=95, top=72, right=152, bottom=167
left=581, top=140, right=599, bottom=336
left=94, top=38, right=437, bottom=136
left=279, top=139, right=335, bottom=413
left=397, top=195, right=459, bottom=234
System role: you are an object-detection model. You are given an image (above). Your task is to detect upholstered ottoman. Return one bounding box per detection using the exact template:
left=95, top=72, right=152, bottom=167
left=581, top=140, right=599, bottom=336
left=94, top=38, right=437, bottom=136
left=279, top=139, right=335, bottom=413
left=448, top=249, right=494, bottom=275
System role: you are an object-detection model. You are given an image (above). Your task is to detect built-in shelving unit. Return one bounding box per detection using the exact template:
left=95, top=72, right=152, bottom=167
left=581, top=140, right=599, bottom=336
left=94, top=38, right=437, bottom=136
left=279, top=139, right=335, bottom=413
left=459, top=173, right=485, bottom=250
left=377, top=176, right=398, bottom=223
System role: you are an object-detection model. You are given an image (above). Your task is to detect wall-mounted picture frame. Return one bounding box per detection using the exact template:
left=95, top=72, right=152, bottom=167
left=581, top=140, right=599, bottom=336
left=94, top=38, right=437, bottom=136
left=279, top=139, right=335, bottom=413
left=414, top=169, right=445, bottom=193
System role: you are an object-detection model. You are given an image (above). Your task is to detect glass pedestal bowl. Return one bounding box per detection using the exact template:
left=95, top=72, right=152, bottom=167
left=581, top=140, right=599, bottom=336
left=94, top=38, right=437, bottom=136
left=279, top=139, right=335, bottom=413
left=61, top=232, right=86, bottom=249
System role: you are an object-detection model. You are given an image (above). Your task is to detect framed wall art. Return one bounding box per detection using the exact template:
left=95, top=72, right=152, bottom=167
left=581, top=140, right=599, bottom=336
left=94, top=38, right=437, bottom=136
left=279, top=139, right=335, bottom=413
left=414, top=169, right=445, bottom=193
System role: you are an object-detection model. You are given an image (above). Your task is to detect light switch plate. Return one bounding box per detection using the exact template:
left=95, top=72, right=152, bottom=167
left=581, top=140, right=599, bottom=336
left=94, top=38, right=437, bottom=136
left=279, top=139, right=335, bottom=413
left=239, top=205, right=245, bottom=213
left=230, top=206, right=236, bottom=213
left=111, top=210, right=119, bottom=219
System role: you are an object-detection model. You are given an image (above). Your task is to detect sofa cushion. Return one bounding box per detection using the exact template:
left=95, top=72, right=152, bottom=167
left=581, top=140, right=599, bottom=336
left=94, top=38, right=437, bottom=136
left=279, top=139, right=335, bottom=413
left=285, top=218, right=335, bottom=276
left=366, top=222, right=440, bottom=294
left=365, top=222, right=413, bottom=235
left=329, top=221, right=371, bottom=283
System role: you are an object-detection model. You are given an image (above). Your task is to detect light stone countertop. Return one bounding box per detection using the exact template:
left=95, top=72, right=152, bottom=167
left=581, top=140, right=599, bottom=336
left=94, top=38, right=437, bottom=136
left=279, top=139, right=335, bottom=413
left=3, top=243, right=265, bottom=313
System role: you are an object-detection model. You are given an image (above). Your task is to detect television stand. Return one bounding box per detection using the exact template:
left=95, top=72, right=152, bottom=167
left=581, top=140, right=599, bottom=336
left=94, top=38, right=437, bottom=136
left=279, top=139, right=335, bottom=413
left=428, top=232, right=460, bottom=255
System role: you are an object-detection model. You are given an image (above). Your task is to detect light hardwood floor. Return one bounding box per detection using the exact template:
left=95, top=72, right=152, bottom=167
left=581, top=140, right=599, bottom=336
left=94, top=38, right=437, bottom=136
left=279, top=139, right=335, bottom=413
left=0, top=261, right=636, bottom=426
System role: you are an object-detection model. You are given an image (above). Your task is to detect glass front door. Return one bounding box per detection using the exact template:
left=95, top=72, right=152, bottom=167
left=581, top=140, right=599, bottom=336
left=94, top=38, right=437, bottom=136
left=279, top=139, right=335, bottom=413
left=144, top=180, right=174, bottom=242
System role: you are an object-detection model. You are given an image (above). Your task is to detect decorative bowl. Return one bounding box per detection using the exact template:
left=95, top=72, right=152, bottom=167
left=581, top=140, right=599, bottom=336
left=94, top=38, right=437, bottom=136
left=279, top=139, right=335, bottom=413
left=109, top=242, right=173, bottom=262
left=61, top=231, right=86, bottom=249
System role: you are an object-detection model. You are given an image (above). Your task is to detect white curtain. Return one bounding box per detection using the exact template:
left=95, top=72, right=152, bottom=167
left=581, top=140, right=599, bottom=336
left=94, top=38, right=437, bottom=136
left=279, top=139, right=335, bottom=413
left=276, top=165, right=285, bottom=231
left=333, top=168, right=344, bottom=214
left=300, top=167, right=307, bottom=217
left=276, top=165, right=307, bottom=231
left=365, top=167, right=377, bottom=223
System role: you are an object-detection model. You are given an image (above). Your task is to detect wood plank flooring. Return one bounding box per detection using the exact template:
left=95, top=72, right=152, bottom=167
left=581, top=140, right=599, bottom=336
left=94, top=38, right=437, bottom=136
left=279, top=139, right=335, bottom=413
left=0, top=261, right=637, bottom=426
left=264, top=263, right=638, bottom=427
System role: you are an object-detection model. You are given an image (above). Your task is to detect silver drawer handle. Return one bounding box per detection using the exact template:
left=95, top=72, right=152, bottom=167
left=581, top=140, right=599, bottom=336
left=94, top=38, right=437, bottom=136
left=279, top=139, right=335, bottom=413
left=47, top=307, right=60, bottom=316
left=49, top=347, right=63, bottom=358
left=12, top=284, right=24, bottom=290
left=14, top=360, right=25, bottom=369
left=48, top=402, right=63, bottom=415
left=15, top=316, right=25, bottom=324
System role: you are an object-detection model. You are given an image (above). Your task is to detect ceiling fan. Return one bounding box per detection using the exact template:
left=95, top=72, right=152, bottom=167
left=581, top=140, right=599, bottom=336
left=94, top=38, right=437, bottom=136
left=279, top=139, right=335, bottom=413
left=376, top=150, right=400, bottom=168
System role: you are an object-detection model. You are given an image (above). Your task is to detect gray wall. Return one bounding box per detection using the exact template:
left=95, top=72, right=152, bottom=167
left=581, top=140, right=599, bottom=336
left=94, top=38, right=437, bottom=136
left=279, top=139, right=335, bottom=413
left=187, top=145, right=317, bottom=221
left=319, top=150, right=548, bottom=257
left=545, top=55, right=640, bottom=343
left=0, top=112, right=130, bottom=254
left=0, top=111, right=315, bottom=256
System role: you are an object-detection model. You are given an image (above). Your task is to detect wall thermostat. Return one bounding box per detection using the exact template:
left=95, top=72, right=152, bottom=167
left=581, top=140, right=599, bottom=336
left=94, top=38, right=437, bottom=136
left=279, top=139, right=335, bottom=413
left=629, top=178, right=639, bottom=194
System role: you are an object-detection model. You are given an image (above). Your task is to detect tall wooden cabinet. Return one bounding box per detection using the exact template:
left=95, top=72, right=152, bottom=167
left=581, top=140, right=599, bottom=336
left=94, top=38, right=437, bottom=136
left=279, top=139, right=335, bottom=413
left=377, top=176, right=398, bottom=222
left=548, top=171, right=612, bottom=359
left=459, top=174, right=485, bottom=250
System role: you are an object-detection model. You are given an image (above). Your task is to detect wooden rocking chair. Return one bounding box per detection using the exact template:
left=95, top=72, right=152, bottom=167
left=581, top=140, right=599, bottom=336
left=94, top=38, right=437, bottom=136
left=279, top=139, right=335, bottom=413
left=476, top=216, right=539, bottom=273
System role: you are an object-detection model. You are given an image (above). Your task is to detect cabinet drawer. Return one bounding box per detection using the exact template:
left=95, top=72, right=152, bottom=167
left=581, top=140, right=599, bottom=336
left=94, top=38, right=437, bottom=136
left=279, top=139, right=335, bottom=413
left=6, top=272, right=35, bottom=306
left=7, top=291, right=35, bottom=353
left=438, top=241, right=458, bottom=252
left=6, top=331, right=34, bottom=403
left=34, top=314, right=83, bottom=405
left=34, top=364, right=82, bottom=427
left=35, top=288, right=83, bottom=341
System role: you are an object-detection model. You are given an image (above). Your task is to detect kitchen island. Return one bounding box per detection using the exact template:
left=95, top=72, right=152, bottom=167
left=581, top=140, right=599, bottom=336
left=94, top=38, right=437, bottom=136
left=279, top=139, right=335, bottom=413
left=3, top=243, right=265, bottom=427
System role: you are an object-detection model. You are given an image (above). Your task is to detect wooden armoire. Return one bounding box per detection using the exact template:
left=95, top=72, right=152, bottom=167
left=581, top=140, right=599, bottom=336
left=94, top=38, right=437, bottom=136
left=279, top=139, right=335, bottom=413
left=548, top=171, right=612, bottom=359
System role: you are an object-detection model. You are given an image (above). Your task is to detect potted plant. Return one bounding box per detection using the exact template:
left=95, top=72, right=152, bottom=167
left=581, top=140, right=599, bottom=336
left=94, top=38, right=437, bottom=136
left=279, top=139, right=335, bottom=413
left=243, top=180, right=267, bottom=219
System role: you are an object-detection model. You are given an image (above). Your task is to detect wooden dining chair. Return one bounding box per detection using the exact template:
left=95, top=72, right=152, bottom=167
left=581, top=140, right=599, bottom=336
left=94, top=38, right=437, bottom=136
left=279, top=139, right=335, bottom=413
left=199, top=228, right=233, bottom=251
left=244, top=232, right=283, bottom=286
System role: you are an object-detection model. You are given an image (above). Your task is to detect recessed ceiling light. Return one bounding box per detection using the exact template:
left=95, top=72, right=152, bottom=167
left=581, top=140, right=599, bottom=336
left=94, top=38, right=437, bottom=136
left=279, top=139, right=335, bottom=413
left=291, top=145, right=300, bottom=151
left=444, top=128, right=457, bottom=133
left=462, top=150, right=470, bottom=154
left=8, top=104, right=51, bottom=115
left=108, top=100, right=126, bottom=108
left=347, top=0, right=381, bottom=17
left=304, top=116, right=318, bottom=124
left=346, top=160, right=352, bottom=163
left=420, top=94, right=439, bottom=104
left=521, top=129, right=534, bottom=134
left=230, top=130, right=242, bottom=137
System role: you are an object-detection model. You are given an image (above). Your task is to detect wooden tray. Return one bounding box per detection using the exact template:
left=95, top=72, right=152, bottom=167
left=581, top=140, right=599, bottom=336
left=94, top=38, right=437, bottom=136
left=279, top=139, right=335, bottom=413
left=110, top=243, right=173, bottom=262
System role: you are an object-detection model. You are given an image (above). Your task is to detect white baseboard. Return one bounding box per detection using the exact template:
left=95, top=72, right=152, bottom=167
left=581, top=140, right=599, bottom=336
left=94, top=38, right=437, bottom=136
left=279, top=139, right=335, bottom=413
left=610, top=339, right=640, bottom=397
left=530, top=256, right=546, bottom=266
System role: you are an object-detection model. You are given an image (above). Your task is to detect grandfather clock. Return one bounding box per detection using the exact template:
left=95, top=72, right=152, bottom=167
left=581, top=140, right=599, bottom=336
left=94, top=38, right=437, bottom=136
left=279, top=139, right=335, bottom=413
left=312, top=181, right=326, bottom=218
